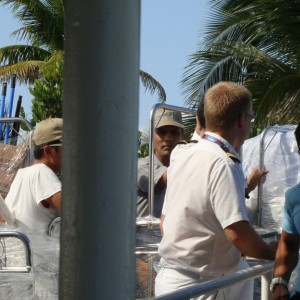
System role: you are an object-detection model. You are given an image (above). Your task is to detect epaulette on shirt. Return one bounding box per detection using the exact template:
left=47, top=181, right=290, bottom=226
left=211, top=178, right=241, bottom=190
left=226, top=151, right=241, bottom=163
left=175, top=139, right=198, bottom=146
left=176, top=140, right=189, bottom=145
left=176, top=137, right=240, bottom=163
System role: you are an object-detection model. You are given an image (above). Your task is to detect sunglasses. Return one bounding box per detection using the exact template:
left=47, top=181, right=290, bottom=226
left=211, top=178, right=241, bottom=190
left=155, top=128, right=182, bottom=137
left=245, top=112, right=256, bottom=123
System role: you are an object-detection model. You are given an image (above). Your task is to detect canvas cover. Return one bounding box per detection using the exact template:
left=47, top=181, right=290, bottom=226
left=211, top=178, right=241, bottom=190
left=242, top=125, right=300, bottom=231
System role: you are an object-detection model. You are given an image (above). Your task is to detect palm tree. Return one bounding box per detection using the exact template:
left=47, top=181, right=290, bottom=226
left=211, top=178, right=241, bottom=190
left=181, top=0, right=300, bottom=127
left=0, top=0, right=64, bottom=83
left=0, top=0, right=166, bottom=102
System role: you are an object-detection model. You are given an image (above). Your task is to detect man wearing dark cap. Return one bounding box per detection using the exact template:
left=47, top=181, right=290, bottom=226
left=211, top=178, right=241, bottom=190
left=6, top=118, right=63, bottom=235
left=136, top=108, right=184, bottom=218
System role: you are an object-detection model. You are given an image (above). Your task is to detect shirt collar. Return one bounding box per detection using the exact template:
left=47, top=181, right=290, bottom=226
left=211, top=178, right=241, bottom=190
left=204, top=132, right=241, bottom=159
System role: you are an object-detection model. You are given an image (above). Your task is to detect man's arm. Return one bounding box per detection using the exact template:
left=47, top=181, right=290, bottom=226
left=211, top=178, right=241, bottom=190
left=271, top=230, right=300, bottom=300
left=47, top=191, right=61, bottom=215
left=156, top=171, right=167, bottom=188
left=246, top=166, right=269, bottom=195
left=160, top=213, right=165, bottom=235
left=224, top=220, right=276, bottom=260
left=137, top=158, right=167, bottom=191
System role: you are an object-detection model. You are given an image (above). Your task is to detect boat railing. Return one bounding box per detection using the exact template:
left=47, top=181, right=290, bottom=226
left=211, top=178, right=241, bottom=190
left=0, top=230, right=32, bottom=273
left=154, top=259, right=274, bottom=300
left=0, top=116, right=34, bottom=150
left=48, top=217, right=61, bottom=238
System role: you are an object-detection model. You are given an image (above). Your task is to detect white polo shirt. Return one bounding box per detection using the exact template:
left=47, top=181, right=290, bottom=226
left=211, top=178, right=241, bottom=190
left=159, top=133, right=248, bottom=277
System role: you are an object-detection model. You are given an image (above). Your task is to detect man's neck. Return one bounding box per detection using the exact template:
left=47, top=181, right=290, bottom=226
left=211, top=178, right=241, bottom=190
left=155, top=154, right=169, bottom=167
left=208, top=129, right=241, bottom=153
left=34, top=159, right=58, bottom=173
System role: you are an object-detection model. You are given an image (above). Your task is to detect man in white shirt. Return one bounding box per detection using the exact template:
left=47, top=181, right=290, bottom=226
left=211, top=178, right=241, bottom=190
left=6, top=118, right=62, bottom=235
left=155, top=82, right=276, bottom=300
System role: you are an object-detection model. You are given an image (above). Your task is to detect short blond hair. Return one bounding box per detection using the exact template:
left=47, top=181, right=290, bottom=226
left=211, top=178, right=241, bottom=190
left=204, top=82, right=252, bottom=130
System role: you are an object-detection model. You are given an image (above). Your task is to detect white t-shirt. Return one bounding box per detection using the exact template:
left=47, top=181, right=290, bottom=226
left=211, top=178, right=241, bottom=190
left=5, top=163, right=61, bottom=235
left=159, top=133, right=248, bottom=277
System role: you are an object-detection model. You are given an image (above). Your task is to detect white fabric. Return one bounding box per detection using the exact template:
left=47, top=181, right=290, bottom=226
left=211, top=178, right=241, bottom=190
left=168, top=131, right=202, bottom=181
left=0, top=194, right=15, bottom=226
left=159, top=134, right=248, bottom=277
left=155, top=258, right=253, bottom=300
left=191, top=131, right=202, bottom=142
left=5, top=163, right=61, bottom=235
left=155, top=258, right=254, bottom=300
left=242, top=125, right=300, bottom=230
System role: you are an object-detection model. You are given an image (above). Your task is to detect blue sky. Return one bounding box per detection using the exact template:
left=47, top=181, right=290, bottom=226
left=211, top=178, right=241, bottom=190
left=0, top=1, right=208, bottom=128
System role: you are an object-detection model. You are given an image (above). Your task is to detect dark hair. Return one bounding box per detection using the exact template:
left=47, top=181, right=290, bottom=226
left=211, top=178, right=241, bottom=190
left=197, top=99, right=206, bottom=129
left=33, top=139, right=62, bottom=159
left=295, top=123, right=300, bottom=152
left=34, top=146, right=44, bottom=159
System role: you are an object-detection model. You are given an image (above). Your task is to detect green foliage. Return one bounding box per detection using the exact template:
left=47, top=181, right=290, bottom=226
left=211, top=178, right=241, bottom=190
left=0, top=0, right=64, bottom=84
left=138, top=131, right=149, bottom=158
left=29, top=62, right=63, bottom=126
left=182, top=0, right=300, bottom=127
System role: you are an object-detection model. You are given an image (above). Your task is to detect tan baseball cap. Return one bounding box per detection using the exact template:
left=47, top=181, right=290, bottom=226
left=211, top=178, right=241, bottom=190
left=155, top=108, right=184, bottom=129
left=33, top=118, right=63, bottom=146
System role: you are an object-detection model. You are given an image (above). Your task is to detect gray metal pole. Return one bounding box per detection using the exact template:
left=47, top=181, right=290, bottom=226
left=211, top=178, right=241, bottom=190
left=60, top=1, right=140, bottom=299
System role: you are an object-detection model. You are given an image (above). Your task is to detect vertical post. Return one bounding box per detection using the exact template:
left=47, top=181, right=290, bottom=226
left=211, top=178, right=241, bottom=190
left=60, top=0, right=140, bottom=299
left=4, top=75, right=16, bottom=144
left=0, top=83, right=7, bottom=140
left=261, top=272, right=272, bottom=300
left=10, top=95, right=22, bottom=145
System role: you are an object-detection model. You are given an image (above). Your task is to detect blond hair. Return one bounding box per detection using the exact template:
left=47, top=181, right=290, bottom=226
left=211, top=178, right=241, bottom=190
left=204, top=82, right=252, bottom=130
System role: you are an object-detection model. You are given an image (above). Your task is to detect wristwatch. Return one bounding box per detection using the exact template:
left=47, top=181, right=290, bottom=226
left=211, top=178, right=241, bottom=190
left=270, top=277, right=289, bottom=292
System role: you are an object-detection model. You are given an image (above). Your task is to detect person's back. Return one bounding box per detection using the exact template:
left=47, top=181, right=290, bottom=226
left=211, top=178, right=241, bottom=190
left=156, top=82, right=276, bottom=300
left=160, top=136, right=246, bottom=276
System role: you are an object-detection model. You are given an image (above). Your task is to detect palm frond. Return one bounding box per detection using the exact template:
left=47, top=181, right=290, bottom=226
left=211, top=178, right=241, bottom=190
left=1, top=0, right=64, bottom=50
left=181, top=0, right=300, bottom=128
left=0, top=45, right=51, bottom=65
left=140, top=70, right=166, bottom=102
left=0, top=60, right=46, bottom=83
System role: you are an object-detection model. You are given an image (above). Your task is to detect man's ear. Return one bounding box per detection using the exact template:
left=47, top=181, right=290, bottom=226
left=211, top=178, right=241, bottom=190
left=43, top=145, right=51, bottom=154
left=238, top=113, right=245, bottom=128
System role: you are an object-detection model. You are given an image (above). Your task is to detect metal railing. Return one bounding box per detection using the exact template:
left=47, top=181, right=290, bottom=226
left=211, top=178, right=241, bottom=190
left=154, top=260, right=274, bottom=300
left=48, top=217, right=61, bottom=238
left=0, top=231, right=32, bottom=273
left=0, top=117, right=34, bottom=165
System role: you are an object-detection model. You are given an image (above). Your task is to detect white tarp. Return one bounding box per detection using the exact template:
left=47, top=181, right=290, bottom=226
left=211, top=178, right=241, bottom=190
left=242, top=125, right=300, bottom=231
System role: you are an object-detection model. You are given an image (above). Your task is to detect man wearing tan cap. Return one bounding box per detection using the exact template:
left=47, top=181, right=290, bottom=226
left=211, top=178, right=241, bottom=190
left=5, top=118, right=63, bottom=235
left=136, top=108, right=184, bottom=218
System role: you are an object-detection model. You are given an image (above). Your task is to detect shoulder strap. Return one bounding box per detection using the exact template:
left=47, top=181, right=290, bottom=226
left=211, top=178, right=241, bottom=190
left=203, top=134, right=241, bottom=163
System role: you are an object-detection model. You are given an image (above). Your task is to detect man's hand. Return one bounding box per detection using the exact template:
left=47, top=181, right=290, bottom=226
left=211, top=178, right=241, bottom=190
left=246, top=166, right=269, bottom=194
left=272, top=284, right=290, bottom=300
